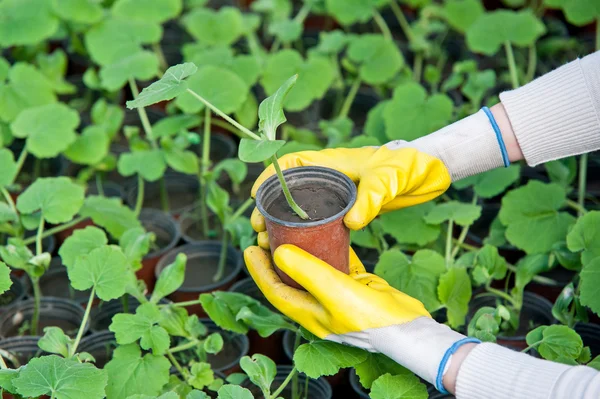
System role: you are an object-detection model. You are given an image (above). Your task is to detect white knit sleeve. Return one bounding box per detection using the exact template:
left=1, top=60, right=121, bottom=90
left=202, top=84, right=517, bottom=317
left=456, top=343, right=600, bottom=399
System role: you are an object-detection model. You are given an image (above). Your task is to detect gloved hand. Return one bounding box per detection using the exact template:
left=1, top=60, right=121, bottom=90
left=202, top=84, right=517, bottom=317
left=244, top=244, right=479, bottom=391
left=250, top=146, right=451, bottom=248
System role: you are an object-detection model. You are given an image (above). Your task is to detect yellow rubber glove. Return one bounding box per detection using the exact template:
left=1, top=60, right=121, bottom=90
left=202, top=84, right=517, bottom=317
left=244, top=244, right=477, bottom=391
left=250, top=146, right=450, bottom=247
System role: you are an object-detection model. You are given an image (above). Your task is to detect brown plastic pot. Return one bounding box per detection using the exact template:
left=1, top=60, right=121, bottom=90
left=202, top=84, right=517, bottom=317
left=255, top=167, right=357, bottom=289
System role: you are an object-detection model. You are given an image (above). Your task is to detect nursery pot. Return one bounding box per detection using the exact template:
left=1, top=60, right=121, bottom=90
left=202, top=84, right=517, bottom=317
left=155, top=242, right=242, bottom=316
left=38, top=265, right=92, bottom=306
left=79, top=330, right=117, bottom=368
left=127, top=173, right=200, bottom=218
left=349, top=368, right=370, bottom=399
left=138, top=209, right=181, bottom=292
left=0, top=276, right=27, bottom=315
left=0, top=336, right=45, bottom=368
left=575, top=322, right=600, bottom=358
left=191, top=132, right=238, bottom=163
left=179, top=211, right=222, bottom=244
left=241, top=365, right=332, bottom=399
left=255, top=167, right=357, bottom=290
left=90, top=295, right=171, bottom=332
left=0, top=297, right=87, bottom=338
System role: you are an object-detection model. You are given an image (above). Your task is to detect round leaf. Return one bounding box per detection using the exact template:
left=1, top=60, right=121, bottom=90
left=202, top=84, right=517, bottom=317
left=118, top=150, right=167, bottom=182
left=370, top=373, right=428, bottom=399
left=347, top=34, right=404, bottom=85
left=80, top=196, right=142, bottom=239
left=443, top=0, right=485, bottom=33
left=112, top=0, right=182, bottom=23
left=0, top=148, right=17, bottom=188
left=64, top=126, right=110, bottom=165
left=437, top=267, right=472, bottom=328
left=0, top=0, right=59, bottom=47
left=17, top=177, right=85, bottom=224
left=182, top=7, right=245, bottom=46
left=325, top=0, right=386, bottom=25
left=51, top=0, right=104, bottom=24
left=58, top=226, right=108, bottom=268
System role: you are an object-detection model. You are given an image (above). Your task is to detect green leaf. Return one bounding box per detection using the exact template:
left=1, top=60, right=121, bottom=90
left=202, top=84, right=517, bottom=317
left=347, top=34, right=404, bottom=84
left=566, top=211, right=600, bottom=265
left=384, top=83, right=453, bottom=141
left=314, top=30, right=350, bottom=55
left=38, top=327, right=72, bottom=358
left=466, top=10, right=546, bottom=55
left=11, top=103, right=79, bottom=158
left=80, top=196, right=142, bottom=239
left=0, top=148, right=17, bottom=188
left=467, top=307, right=500, bottom=342
left=112, top=0, right=183, bottom=23
left=127, top=63, right=198, bottom=109
left=238, top=139, right=286, bottom=163
left=0, top=261, right=11, bottom=296
left=235, top=306, right=296, bottom=337
left=69, top=245, right=129, bottom=301
left=235, top=92, right=259, bottom=129
left=269, top=20, right=302, bottom=43
left=354, top=353, right=411, bottom=390
left=204, top=332, right=224, bottom=354
left=443, top=0, right=485, bottom=33
left=51, top=0, right=104, bottom=24
left=188, top=363, right=214, bottom=390
left=17, top=177, right=84, bottom=224
left=0, top=240, right=34, bottom=271
left=152, top=253, right=187, bottom=303
left=438, top=267, right=472, bottom=328
left=182, top=7, right=245, bottom=46
left=472, top=245, right=507, bottom=286
left=258, top=74, right=298, bottom=141
left=588, top=355, right=600, bottom=370
left=240, top=354, right=276, bottom=394
left=526, top=325, right=583, bottom=361
left=293, top=340, right=368, bottom=378
left=375, top=249, right=445, bottom=311
left=35, top=50, right=75, bottom=95
left=364, top=101, right=389, bottom=144
left=118, top=150, right=167, bottom=182
left=370, top=373, right=428, bottom=399
left=543, top=0, right=600, bottom=26
left=0, top=0, right=59, bottom=47
left=452, top=165, right=521, bottom=198
left=379, top=203, right=440, bottom=245
left=100, top=51, right=159, bottom=92
left=159, top=305, right=189, bottom=337
left=213, top=159, right=248, bottom=185
left=110, top=303, right=170, bottom=355
left=105, top=344, right=170, bottom=399
left=0, top=369, right=19, bottom=394
left=200, top=293, right=248, bottom=334
left=514, top=254, right=550, bottom=294
left=325, top=0, right=386, bottom=25
left=59, top=226, right=108, bottom=268
left=175, top=66, right=248, bottom=115
left=261, top=50, right=335, bottom=111
left=13, top=355, right=107, bottom=399
left=152, top=115, right=201, bottom=138
left=217, top=385, right=253, bottom=399
left=499, top=181, right=575, bottom=254
left=119, top=227, right=153, bottom=271
left=424, top=201, right=482, bottom=226
left=580, top=257, right=600, bottom=316
left=64, top=126, right=110, bottom=166
left=164, top=148, right=199, bottom=175
left=0, top=203, right=17, bottom=224
left=91, top=99, right=125, bottom=139
left=545, top=157, right=577, bottom=188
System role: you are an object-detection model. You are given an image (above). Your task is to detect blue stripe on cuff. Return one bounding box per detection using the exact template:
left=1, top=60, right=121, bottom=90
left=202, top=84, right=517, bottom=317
left=482, top=106, right=510, bottom=167
left=436, top=337, right=482, bottom=394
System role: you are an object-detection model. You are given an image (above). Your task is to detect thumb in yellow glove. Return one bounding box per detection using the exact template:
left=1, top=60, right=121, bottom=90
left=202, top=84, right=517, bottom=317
left=244, top=244, right=479, bottom=393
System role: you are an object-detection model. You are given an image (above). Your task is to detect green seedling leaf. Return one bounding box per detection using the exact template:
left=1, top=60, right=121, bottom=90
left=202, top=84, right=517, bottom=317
left=213, top=159, right=248, bottom=185
left=188, top=362, right=214, bottom=390
left=321, top=117, right=354, bottom=147
left=240, top=354, right=276, bottom=394
left=251, top=0, right=292, bottom=19
left=354, top=353, right=412, bottom=390
left=238, top=139, right=286, bottom=163
left=105, top=344, right=170, bottom=399
left=217, top=385, right=253, bottom=399
left=152, top=254, right=187, bottom=303
left=35, top=50, right=75, bottom=95
left=206, top=183, right=230, bottom=224
left=226, top=373, right=248, bottom=385
left=11, top=103, right=79, bottom=158
left=545, top=157, right=577, bottom=189
left=0, top=148, right=17, bottom=188
left=59, top=226, right=108, bottom=268
left=315, top=30, right=350, bottom=55
left=0, top=240, right=34, bottom=270
left=467, top=307, right=500, bottom=342
left=17, top=177, right=84, bottom=224
left=443, top=0, right=485, bottom=33
left=438, top=267, right=472, bottom=328
left=69, top=245, right=129, bottom=301
left=80, top=196, right=142, bottom=239
left=0, top=369, right=19, bottom=394
left=499, top=181, right=575, bottom=254
left=204, top=332, right=224, bottom=354
left=51, top=0, right=103, bottom=24
left=351, top=219, right=383, bottom=249
left=110, top=302, right=170, bottom=355
left=580, top=257, right=600, bottom=316
left=379, top=203, right=440, bottom=245
left=544, top=0, right=600, bottom=26
left=153, top=115, right=202, bottom=138
left=294, top=340, right=367, bottom=378
left=0, top=202, right=17, bottom=224
left=526, top=325, right=583, bottom=361
left=0, top=57, right=9, bottom=81
left=384, top=83, right=453, bottom=141
left=159, top=305, right=189, bottom=337
left=365, top=101, right=390, bottom=144
left=200, top=292, right=250, bottom=334
left=326, top=0, right=387, bottom=25
left=164, top=148, right=200, bottom=175
left=235, top=305, right=296, bottom=337
left=112, top=0, right=183, bottom=23
left=0, top=0, right=59, bottom=47
left=118, top=150, right=167, bottom=182
left=425, top=201, right=482, bottom=226
left=347, top=34, right=404, bottom=85
left=466, top=10, right=546, bottom=55
left=370, top=373, right=428, bottom=399
left=99, top=51, right=159, bottom=92
left=91, top=99, right=125, bottom=139
left=589, top=356, right=600, bottom=371
left=13, top=355, right=107, bottom=399
left=127, top=394, right=180, bottom=399
left=187, top=391, right=210, bottom=399
left=64, top=125, right=110, bottom=166
left=120, top=227, right=154, bottom=271
left=566, top=211, right=600, bottom=265
left=0, top=261, right=11, bottom=296
left=269, top=20, right=302, bottom=43
left=261, top=50, right=335, bottom=111
left=375, top=249, right=445, bottom=312
left=514, top=254, right=550, bottom=294
left=453, top=164, right=520, bottom=198
left=38, top=327, right=72, bottom=358
left=127, top=63, right=198, bottom=109
left=182, top=7, right=245, bottom=46
left=471, top=245, right=507, bottom=286
left=235, top=92, right=259, bottom=129
left=258, top=74, right=297, bottom=141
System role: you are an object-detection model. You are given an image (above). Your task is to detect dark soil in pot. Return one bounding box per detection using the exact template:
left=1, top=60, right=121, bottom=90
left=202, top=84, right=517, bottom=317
left=241, top=365, right=332, bottom=399
left=575, top=322, right=600, bottom=358
left=179, top=212, right=222, bottom=244
left=155, top=242, right=242, bottom=316
left=79, top=330, right=117, bottom=368
left=0, top=297, right=87, bottom=338
left=137, top=209, right=181, bottom=292
left=467, top=292, right=555, bottom=350
left=127, top=173, right=200, bottom=218
left=38, top=266, right=92, bottom=306
left=90, top=295, right=171, bottom=331
left=255, top=167, right=357, bottom=290
left=0, top=276, right=26, bottom=315
left=0, top=336, right=45, bottom=368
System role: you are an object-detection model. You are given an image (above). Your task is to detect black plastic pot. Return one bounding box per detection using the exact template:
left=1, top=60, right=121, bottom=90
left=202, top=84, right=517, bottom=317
left=241, top=365, right=332, bottom=399
left=38, top=266, right=91, bottom=306
left=427, top=384, right=455, bottom=398
left=0, top=336, right=45, bottom=368
left=90, top=295, right=171, bottom=332
left=467, top=292, right=555, bottom=350
left=0, top=297, right=87, bottom=338
left=190, top=132, right=237, bottom=163
left=178, top=212, right=222, bottom=244
left=79, top=330, right=117, bottom=368
left=0, top=276, right=27, bottom=315
left=575, top=322, right=600, bottom=358
left=87, top=181, right=125, bottom=199
left=137, top=209, right=181, bottom=292
left=21, top=230, right=56, bottom=256
left=155, top=242, right=242, bottom=316
left=127, top=173, right=200, bottom=218
left=348, top=368, right=369, bottom=399
left=9, top=141, right=68, bottom=186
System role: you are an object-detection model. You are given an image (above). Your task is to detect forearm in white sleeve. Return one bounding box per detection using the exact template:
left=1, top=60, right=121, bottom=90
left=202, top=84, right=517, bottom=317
left=456, top=343, right=600, bottom=399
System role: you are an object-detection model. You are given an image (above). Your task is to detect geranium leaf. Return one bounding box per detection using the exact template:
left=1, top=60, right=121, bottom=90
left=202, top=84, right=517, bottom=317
left=293, top=340, right=368, bottom=378
left=240, top=354, right=276, bottom=394
left=217, top=385, right=253, bottom=399
left=109, top=303, right=170, bottom=355
left=544, top=0, right=600, bottom=26
left=526, top=325, right=583, bottom=361
left=100, top=51, right=159, bottom=92
left=258, top=74, right=297, bottom=140
left=64, top=125, right=110, bottom=165
left=579, top=257, right=600, bottom=316
left=188, top=362, right=214, bottom=390
left=314, top=30, right=351, bottom=55
left=127, top=63, right=198, bottom=109
left=118, top=150, right=167, bottom=182
left=354, top=353, right=411, bottom=390
left=347, top=34, right=404, bottom=84
left=151, top=253, right=187, bottom=303
left=235, top=306, right=296, bottom=337
left=325, top=0, right=386, bottom=25
left=80, top=196, right=142, bottom=239
left=120, top=227, right=154, bottom=271
left=452, top=164, right=520, bottom=198
left=38, top=327, right=72, bottom=358
left=0, top=148, right=17, bottom=188
left=238, top=139, right=286, bottom=163
left=51, top=0, right=104, bottom=24
left=379, top=203, right=440, bottom=245
left=370, top=373, right=428, bottom=399
left=0, top=0, right=59, bottom=47
left=164, top=148, right=199, bottom=175
left=437, top=267, right=472, bottom=328
left=17, top=177, right=84, bottom=224
left=0, top=261, right=11, bottom=296
left=59, top=226, right=108, bottom=269
left=424, top=201, right=482, bottom=226
left=182, top=7, right=245, bottom=46
left=112, top=0, right=183, bottom=23
left=566, top=211, right=600, bottom=265
left=443, top=0, right=485, bottom=33
left=91, top=99, right=124, bottom=139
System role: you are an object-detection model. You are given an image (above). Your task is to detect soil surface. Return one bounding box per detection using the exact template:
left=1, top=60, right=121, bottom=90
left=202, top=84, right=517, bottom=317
left=206, top=339, right=241, bottom=370
left=142, top=221, right=173, bottom=252
left=179, top=256, right=236, bottom=289
left=266, top=184, right=347, bottom=224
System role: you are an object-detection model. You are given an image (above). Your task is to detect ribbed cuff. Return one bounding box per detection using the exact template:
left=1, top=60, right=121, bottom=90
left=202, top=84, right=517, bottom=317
left=500, top=51, right=600, bottom=166
left=385, top=110, right=505, bottom=181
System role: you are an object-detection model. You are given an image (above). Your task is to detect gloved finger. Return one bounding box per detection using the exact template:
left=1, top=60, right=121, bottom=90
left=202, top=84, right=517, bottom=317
left=257, top=231, right=269, bottom=250
left=348, top=247, right=366, bottom=275
left=343, top=174, right=390, bottom=230
left=251, top=207, right=266, bottom=233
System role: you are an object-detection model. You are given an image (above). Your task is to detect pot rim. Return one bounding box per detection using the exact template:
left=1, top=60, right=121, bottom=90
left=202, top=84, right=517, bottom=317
left=140, top=208, right=182, bottom=260
left=200, top=319, right=250, bottom=372
left=255, top=166, right=357, bottom=228
left=348, top=368, right=370, bottom=399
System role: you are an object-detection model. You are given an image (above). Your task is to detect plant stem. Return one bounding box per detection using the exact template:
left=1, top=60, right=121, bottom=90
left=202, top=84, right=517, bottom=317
left=166, top=351, right=187, bottom=377
left=271, top=154, right=309, bottom=220
left=208, top=119, right=246, bottom=139
left=167, top=299, right=203, bottom=308
left=485, top=284, right=517, bottom=307
left=186, top=89, right=260, bottom=140
left=270, top=367, right=298, bottom=399
left=13, top=148, right=28, bottom=183
left=526, top=44, right=537, bottom=83
left=31, top=277, right=41, bottom=335
left=505, top=264, right=558, bottom=285
left=168, top=339, right=199, bottom=353
left=567, top=198, right=587, bottom=215
left=372, top=9, right=392, bottom=41
left=504, top=41, right=519, bottom=89
left=389, top=1, right=413, bottom=42
left=1, top=188, right=16, bottom=214
left=36, top=216, right=44, bottom=255
left=338, top=78, right=361, bottom=119
left=70, top=287, right=95, bottom=357
left=453, top=239, right=478, bottom=252
left=230, top=198, right=254, bottom=223
left=445, top=219, right=453, bottom=268
left=413, top=52, right=423, bottom=82
left=272, top=1, right=312, bottom=53
left=200, top=108, right=212, bottom=237
left=128, top=78, right=158, bottom=149
left=152, top=43, right=168, bottom=72
left=577, top=155, right=588, bottom=217
left=451, top=225, right=470, bottom=260
left=521, top=340, right=541, bottom=353
left=22, top=216, right=87, bottom=246
left=213, top=230, right=228, bottom=282
left=159, top=177, right=170, bottom=212
left=134, top=175, right=144, bottom=217
left=95, top=174, right=104, bottom=196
